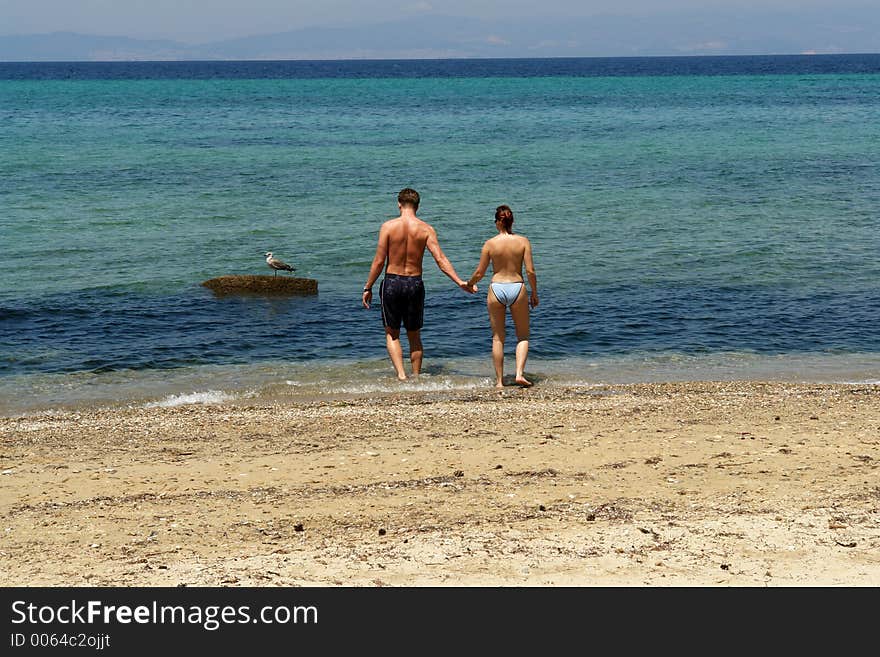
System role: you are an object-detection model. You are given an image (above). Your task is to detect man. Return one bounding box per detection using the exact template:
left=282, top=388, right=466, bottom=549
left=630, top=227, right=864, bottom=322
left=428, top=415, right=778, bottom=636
left=363, top=188, right=474, bottom=380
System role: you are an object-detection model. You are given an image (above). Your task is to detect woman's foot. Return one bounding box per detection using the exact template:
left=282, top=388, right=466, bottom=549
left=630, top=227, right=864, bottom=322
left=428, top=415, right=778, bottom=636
left=514, top=375, right=532, bottom=387
left=495, top=380, right=505, bottom=389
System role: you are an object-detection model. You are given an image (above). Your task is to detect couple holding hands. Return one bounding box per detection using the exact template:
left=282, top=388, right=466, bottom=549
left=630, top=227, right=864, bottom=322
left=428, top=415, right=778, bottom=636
left=362, top=188, right=538, bottom=388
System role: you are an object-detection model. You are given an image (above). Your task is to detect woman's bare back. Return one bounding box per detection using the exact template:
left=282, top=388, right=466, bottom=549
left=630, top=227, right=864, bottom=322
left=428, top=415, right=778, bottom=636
left=486, top=234, right=530, bottom=282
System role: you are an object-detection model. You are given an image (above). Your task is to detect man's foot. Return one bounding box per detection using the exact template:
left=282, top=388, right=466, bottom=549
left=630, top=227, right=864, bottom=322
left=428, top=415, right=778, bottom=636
left=514, top=376, right=532, bottom=387
left=396, top=374, right=408, bottom=382
left=495, top=380, right=504, bottom=389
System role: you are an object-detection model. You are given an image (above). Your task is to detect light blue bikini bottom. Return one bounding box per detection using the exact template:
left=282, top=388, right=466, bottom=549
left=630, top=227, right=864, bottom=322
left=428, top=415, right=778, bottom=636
left=490, top=281, right=525, bottom=307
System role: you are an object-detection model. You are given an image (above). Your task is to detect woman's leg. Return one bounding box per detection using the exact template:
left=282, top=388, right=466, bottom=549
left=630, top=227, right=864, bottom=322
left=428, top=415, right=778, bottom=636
left=509, top=286, right=532, bottom=386
left=487, top=289, right=507, bottom=387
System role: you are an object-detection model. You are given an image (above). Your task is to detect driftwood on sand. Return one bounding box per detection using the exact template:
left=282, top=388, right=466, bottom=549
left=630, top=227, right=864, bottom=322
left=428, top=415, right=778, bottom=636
left=201, top=274, right=318, bottom=296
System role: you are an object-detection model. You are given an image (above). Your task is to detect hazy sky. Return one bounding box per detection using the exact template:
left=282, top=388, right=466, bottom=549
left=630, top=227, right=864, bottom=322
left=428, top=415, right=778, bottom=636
left=0, top=0, right=868, bottom=43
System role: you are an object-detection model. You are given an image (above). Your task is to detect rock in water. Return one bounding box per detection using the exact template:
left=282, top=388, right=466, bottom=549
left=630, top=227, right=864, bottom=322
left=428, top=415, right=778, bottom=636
left=201, top=275, right=318, bottom=296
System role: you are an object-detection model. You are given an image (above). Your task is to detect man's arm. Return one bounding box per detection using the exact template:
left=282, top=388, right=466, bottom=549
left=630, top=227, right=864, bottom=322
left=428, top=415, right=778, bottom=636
left=362, top=225, right=389, bottom=308
left=425, top=227, right=473, bottom=293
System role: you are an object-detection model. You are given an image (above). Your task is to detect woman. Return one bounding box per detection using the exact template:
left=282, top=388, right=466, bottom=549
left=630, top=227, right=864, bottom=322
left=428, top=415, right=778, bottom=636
left=467, top=205, right=539, bottom=387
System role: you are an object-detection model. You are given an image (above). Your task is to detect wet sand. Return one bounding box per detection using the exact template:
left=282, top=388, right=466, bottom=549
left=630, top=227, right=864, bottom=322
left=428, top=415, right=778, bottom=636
left=1, top=381, right=878, bottom=586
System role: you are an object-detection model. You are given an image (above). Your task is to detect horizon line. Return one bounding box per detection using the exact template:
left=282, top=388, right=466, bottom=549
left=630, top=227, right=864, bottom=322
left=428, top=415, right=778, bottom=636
left=3, top=52, right=880, bottom=64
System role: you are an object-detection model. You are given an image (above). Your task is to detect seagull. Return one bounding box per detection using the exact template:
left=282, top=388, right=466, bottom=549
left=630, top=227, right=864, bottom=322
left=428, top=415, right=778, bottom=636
left=265, top=252, right=295, bottom=277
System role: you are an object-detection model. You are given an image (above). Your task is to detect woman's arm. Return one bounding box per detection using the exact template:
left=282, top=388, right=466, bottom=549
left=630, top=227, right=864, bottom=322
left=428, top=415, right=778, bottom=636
left=466, top=242, right=492, bottom=291
left=523, top=238, right=538, bottom=308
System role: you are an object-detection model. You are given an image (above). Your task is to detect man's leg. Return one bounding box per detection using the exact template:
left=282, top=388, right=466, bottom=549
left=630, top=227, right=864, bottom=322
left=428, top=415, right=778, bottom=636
left=406, top=329, right=423, bottom=378
left=385, top=328, right=407, bottom=381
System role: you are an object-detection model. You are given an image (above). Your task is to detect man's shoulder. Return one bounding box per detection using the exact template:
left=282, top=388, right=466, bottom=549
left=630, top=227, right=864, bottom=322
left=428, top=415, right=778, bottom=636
left=399, top=215, right=435, bottom=237
left=380, top=216, right=404, bottom=232
left=413, top=216, right=436, bottom=232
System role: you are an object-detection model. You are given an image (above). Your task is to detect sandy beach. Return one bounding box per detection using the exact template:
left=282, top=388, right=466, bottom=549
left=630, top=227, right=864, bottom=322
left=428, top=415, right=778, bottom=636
left=1, top=381, right=878, bottom=587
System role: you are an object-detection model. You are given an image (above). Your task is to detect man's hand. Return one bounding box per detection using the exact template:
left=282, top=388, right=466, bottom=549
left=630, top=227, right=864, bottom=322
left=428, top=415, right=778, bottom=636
left=362, top=289, right=373, bottom=308
left=459, top=281, right=477, bottom=294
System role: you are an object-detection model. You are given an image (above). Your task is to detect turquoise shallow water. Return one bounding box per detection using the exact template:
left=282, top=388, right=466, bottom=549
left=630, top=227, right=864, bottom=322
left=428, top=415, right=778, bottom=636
left=1, top=57, right=879, bottom=413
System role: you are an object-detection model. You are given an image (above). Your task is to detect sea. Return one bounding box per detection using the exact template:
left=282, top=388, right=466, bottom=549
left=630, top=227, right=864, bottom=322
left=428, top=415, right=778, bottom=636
left=2, top=55, right=879, bottom=414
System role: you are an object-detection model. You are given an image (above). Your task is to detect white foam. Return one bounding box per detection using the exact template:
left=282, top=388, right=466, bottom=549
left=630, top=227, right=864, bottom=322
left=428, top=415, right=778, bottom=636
left=145, top=390, right=235, bottom=408
left=326, top=378, right=491, bottom=395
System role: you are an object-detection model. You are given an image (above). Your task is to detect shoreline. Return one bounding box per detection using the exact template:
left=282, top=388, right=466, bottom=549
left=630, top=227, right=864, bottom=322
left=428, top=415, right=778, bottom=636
left=2, top=380, right=879, bottom=586
left=3, top=349, right=880, bottom=417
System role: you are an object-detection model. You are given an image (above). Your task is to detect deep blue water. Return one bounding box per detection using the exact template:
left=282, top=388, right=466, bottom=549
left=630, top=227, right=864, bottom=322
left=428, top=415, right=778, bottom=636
left=3, top=284, right=877, bottom=376
left=2, top=54, right=880, bottom=80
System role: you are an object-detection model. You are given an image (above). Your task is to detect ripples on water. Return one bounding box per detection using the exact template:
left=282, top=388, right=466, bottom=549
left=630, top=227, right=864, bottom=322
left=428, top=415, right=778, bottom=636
left=1, top=55, right=879, bottom=410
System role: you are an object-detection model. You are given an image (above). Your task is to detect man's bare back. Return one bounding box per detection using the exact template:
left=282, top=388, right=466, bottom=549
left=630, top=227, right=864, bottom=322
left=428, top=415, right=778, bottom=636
left=364, top=203, right=465, bottom=295
left=381, top=215, right=436, bottom=277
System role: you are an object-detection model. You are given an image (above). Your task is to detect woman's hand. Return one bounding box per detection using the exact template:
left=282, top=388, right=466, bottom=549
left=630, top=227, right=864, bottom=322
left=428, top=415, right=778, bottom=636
left=529, top=291, right=539, bottom=308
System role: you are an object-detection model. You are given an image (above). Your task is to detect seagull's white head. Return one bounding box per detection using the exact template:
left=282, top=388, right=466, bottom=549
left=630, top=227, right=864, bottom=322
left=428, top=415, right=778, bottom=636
left=265, top=252, right=273, bottom=258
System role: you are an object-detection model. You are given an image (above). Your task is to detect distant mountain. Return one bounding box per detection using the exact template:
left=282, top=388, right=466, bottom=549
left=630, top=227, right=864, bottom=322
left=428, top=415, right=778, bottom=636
left=0, top=32, right=191, bottom=61
left=2, top=10, right=878, bottom=61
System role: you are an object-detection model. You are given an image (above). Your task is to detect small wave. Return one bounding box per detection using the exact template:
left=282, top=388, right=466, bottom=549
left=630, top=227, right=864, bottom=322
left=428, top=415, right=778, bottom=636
left=326, top=378, right=490, bottom=395
left=145, top=390, right=235, bottom=408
